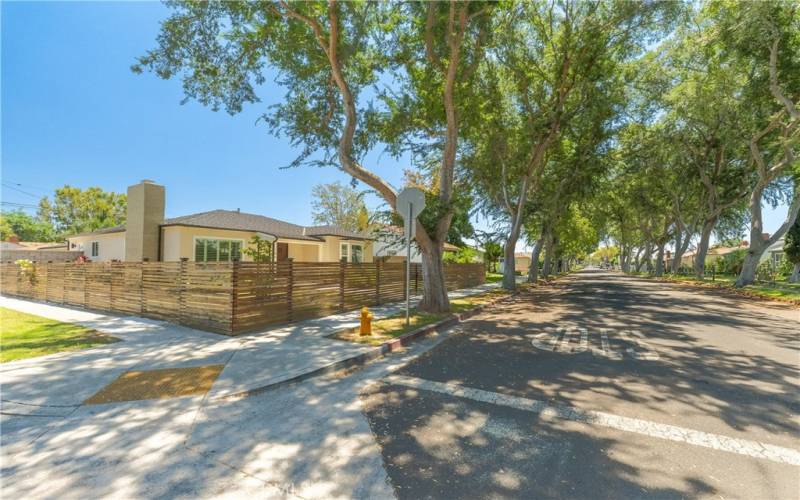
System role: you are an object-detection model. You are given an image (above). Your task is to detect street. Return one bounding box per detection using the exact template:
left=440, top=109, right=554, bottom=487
left=2, top=270, right=798, bottom=499
left=362, top=270, right=800, bottom=499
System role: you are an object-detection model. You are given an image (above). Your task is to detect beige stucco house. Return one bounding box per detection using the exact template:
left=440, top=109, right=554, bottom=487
left=67, top=181, right=373, bottom=263
left=499, top=252, right=532, bottom=274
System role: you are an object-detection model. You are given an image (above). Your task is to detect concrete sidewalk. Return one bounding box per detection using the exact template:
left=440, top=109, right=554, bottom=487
left=1, top=281, right=502, bottom=412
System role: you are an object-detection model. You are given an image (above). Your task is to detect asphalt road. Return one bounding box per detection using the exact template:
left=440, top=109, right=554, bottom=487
left=362, top=269, right=800, bottom=499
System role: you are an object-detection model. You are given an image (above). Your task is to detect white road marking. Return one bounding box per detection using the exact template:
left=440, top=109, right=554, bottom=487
left=576, top=328, right=589, bottom=353
left=600, top=329, right=622, bottom=360
left=628, top=330, right=660, bottom=361
left=529, top=327, right=657, bottom=361
left=384, top=375, right=800, bottom=467
left=558, top=327, right=574, bottom=352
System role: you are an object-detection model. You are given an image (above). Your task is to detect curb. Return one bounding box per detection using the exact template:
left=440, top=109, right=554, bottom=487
left=650, top=276, right=800, bottom=307
left=220, top=291, right=517, bottom=400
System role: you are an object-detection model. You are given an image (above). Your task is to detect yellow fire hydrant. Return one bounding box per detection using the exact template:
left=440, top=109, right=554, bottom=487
left=360, top=306, right=373, bottom=336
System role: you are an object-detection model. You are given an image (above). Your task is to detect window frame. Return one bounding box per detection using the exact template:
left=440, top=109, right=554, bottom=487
left=339, top=241, right=366, bottom=263
left=193, top=236, right=245, bottom=263
left=90, top=241, right=99, bottom=257
left=350, top=244, right=363, bottom=263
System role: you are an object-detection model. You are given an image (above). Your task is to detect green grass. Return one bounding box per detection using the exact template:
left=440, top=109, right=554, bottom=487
left=331, top=310, right=446, bottom=346
left=485, top=272, right=502, bottom=283
left=331, top=288, right=513, bottom=346
left=651, top=273, right=800, bottom=302
left=0, top=307, right=119, bottom=363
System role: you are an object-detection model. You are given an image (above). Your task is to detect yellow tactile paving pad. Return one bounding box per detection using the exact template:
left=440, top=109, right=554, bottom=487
left=83, top=365, right=224, bottom=405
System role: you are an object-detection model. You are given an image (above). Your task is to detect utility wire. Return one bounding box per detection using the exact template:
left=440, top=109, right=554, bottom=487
left=1, top=201, right=39, bottom=209
left=2, top=182, right=42, bottom=199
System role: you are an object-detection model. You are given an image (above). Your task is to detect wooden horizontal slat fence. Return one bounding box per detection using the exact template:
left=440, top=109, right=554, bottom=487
left=1, top=260, right=484, bottom=335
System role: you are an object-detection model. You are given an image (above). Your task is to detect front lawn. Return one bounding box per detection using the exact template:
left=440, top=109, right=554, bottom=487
left=0, top=307, right=119, bottom=363
left=485, top=272, right=502, bottom=283
left=643, top=273, right=800, bottom=303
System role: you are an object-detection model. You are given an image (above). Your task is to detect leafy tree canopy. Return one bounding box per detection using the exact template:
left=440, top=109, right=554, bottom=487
left=0, top=210, right=58, bottom=242
left=38, top=186, right=126, bottom=235
left=311, top=182, right=372, bottom=232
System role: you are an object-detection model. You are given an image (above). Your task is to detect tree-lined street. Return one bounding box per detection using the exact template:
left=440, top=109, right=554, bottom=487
left=363, top=269, right=799, bottom=499
left=3, top=269, right=797, bottom=499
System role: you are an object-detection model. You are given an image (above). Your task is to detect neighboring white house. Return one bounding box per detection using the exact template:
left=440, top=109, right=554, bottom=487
left=372, top=226, right=459, bottom=263
left=761, top=236, right=786, bottom=266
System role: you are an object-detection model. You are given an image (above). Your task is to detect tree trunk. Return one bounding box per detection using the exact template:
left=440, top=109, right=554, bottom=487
left=654, top=244, right=665, bottom=277
left=633, top=247, right=645, bottom=273
left=542, top=231, right=554, bottom=278
left=694, top=218, right=716, bottom=279
left=672, top=230, right=692, bottom=273
left=789, top=263, right=800, bottom=283
left=502, top=238, right=518, bottom=291
left=736, top=252, right=762, bottom=287
left=620, top=246, right=630, bottom=273
left=528, top=237, right=543, bottom=283
left=502, top=206, right=527, bottom=290
left=735, top=184, right=800, bottom=287
left=417, top=238, right=450, bottom=312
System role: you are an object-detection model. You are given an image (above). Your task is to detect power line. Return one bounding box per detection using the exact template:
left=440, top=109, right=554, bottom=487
left=1, top=180, right=51, bottom=193
left=1, top=201, right=39, bottom=209
left=2, top=182, right=41, bottom=199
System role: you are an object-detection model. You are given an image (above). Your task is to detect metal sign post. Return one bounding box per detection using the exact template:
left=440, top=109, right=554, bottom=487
left=396, top=187, right=426, bottom=327
left=405, top=202, right=413, bottom=326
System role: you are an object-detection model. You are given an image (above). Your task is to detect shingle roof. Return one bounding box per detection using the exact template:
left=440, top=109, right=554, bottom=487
left=162, top=210, right=371, bottom=241
left=1, top=241, right=26, bottom=251
left=305, top=225, right=371, bottom=240
left=67, top=225, right=126, bottom=238
left=162, top=210, right=321, bottom=241
left=67, top=210, right=372, bottom=242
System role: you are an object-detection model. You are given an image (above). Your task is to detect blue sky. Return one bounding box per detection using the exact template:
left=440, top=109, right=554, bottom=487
left=1, top=1, right=407, bottom=225
left=1, top=1, right=789, bottom=249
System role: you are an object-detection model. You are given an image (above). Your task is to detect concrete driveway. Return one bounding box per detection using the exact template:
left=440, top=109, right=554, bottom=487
left=362, top=270, right=800, bottom=499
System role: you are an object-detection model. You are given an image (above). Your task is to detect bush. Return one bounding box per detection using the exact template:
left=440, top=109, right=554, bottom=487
left=717, top=248, right=747, bottom=275
left=756, top=260, right=774, bottom=282
left=443, top=247, right=478, bottom=264
left=776, top=255, right=793, bottom=277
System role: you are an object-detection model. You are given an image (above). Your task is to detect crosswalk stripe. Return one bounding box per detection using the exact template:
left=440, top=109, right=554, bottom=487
left=383, top=375, right=800, bottom=467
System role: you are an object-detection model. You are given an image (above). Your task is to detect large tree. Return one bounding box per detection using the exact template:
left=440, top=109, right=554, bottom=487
left=310, top=181, right=371, bottom=232
left=785, top=217, right=800, bottom=282
left=135, top=1, right=493, bottom=312
left=467, top=0, right=676, bottom=290
left=37, top=186, right=126, bottom=236
left=0, top=210, right=58, bottom=242
left=707, top=0, right=800, bottom=287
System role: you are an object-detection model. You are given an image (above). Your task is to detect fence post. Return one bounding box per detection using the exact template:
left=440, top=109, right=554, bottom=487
left=339, top=260, right=346, bottom=313
left=230, top=260, right=239, bottom=334
left=139, top=262, right=146, bottom=315
left=179, top=258, right=188, bottom=324
left=375, top=259, right=381, bottom=305
left=83, top=264, right=88, bottom=309
left=38, top=262, right=47, bottom=300
left=287, top=259, right=294, bottom=321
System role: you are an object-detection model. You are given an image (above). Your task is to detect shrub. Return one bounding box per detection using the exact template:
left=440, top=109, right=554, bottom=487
left=756, top=260, right=774, bottom=282
left=776, top=255, right=793, bottom=277
left=717, top=248, right=747, bottom=275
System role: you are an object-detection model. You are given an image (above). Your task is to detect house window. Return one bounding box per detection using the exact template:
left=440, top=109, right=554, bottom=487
left=340, top=242, right=364, bottom=263
left=195, top=238, right=242, bottom=262
left=91, top=241, right=99, bottom=257
left=351, top=244, right=363, bottom=263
